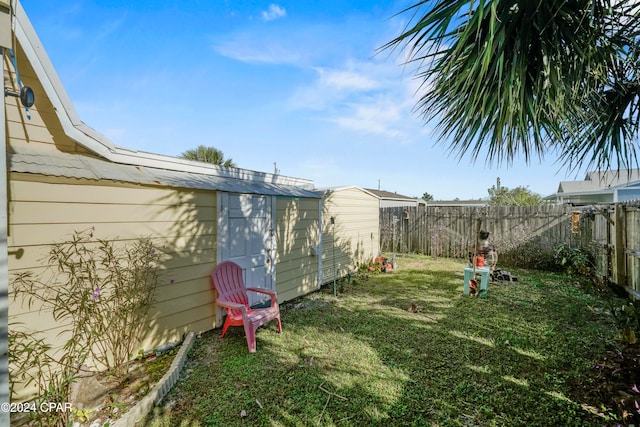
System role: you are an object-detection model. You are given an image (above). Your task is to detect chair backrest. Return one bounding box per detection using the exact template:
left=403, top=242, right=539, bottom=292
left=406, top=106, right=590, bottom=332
left=211, top=261, right=249, bottom=307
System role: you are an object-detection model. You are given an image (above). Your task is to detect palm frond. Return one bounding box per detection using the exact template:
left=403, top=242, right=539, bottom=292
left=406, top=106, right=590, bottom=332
left=382, top=0, right=640, bottom=171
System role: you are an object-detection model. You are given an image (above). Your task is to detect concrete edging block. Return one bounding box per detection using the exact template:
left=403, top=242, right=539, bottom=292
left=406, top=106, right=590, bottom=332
left=110, top=332, right=196, bottom=427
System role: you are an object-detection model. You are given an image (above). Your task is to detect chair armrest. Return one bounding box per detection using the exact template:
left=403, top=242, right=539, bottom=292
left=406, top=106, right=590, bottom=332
left=245, top=288, right=279, bottom=305
left=215, top=299, right=248, bottom=314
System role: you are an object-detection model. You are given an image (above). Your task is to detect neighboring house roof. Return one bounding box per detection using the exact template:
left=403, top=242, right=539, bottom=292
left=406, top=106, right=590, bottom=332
left=320, top=187, right=426, bottom=206
left=11, top=1, right=314, bottom=192
left=557, top=169, right=640, bottom=194
left=9, top=146, right=321, bottom=198
left=316, top=186, right=379, bottom=198
left=363, top=188, right=416, bottom=201
left=549, top=169, right=640, bottom=204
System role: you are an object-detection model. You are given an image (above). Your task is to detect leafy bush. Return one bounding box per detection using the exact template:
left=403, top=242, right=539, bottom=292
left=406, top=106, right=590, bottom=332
left=10, top=229, right=161, bottom=425
left=553, top=243, right=594, bottom=277
left=489, top=224, right=596, bottom=279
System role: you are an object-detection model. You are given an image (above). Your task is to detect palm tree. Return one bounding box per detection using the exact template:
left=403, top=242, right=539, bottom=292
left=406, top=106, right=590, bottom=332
left=382, top=0, right=640, bottom=172
left=179, top=145, right=236, bottom=167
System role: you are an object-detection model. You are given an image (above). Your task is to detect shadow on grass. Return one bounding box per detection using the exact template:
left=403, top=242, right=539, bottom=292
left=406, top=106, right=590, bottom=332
left=143, top=258, right=617, bottom=427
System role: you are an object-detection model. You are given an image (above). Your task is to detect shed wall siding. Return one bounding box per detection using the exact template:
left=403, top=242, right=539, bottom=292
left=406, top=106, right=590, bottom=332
left=275, top=197, right=320, bottom=302
left=322, top=188, right=379, bottom=283
left=8, top=175, right=218, bottom=363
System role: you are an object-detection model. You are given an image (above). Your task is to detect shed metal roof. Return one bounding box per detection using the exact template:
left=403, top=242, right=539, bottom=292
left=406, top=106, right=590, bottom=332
left=9, top=148, right=322, bottom=198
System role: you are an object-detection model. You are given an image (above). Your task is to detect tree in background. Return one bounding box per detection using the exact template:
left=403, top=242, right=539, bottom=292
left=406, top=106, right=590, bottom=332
left=422, top=192, right=434, bottom=201
left=179, top=145, right=236, bottom=167
left=487, top=178, right=542, bottom=206
left=383, top=1, right=640, bottom=172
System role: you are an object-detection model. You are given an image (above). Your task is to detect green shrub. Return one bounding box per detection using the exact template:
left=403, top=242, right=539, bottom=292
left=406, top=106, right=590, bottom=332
left=10, top=229, right=161, bottom=426
left=552, top=243, right=595, bottom=277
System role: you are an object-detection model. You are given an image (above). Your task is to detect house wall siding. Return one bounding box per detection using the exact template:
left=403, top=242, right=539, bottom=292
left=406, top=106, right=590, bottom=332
left=618, top=188, right=640, bottom=202
left=8, top=175, right=218, bottom=371
left=322, top=188, right=379, bottom=283
left=275, top=197, right=320, bottom=302
left=4, top=46, right=84, bottom=154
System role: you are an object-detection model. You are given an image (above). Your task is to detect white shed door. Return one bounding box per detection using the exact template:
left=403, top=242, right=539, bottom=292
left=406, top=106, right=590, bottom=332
left=218, top=193, right=275, bottom=307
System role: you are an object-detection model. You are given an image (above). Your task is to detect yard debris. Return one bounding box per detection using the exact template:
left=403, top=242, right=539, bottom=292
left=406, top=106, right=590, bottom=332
left=317, top=394, right=331, bottom=425
left=318, top=383, right=348, bottom=401
left=256, top=399, right=263, bottom=409
left=316, top=382, right=348, bottom=425
left=368, top=256, right=393, bottom=273
left=407, top=303, right=423, bottom=313
left=240, top=409, right=247, bottom=418
left=491, top=269, right=517, bottom=282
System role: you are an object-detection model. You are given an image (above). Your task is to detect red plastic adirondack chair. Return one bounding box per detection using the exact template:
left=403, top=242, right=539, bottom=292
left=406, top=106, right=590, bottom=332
left=211, top=261, right=282, bottom=352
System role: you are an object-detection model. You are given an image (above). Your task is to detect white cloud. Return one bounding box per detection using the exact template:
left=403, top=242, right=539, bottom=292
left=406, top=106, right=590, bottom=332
left=317, top=68, right=379, bottom=91
left=261, top=4, right=287, bottom=22
left=212, top=27, right=328, bottom=66
left=288, top=58, right=429, bottom=141
left=213, top=36, right=303, bottom=65
left=288, top=63, right=382, bottom=110
left=96, top=17, right=126, bottom=40
left=333, top=99, right=403, bottom=138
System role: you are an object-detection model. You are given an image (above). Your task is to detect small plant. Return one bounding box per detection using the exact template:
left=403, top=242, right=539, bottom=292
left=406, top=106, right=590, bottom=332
left=72, top=407, right=96, bottom=424
left=10, top=229, right=161, bottom=425
left=12, top=229, right=160, bottom=378
left=8, top=326, right=79, bottom=427
left=102, top=393, right=128, bottom=419
left=609, top=300, right=640, bottom=344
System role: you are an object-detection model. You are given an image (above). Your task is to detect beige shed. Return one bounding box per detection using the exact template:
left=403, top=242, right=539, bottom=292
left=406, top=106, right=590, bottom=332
left=320, top=187, right=381, bottom=284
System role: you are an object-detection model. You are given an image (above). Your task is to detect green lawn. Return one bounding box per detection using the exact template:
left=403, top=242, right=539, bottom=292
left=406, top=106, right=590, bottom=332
left=144, top=254, right=621, bottom=427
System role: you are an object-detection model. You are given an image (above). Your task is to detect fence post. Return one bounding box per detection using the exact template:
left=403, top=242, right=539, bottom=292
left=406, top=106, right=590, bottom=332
left=615, top=203, right=628, bottom=289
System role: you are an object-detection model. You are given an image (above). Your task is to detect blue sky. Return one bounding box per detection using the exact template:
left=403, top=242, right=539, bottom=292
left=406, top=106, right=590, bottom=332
left=21, top=0, right=579, bottom=200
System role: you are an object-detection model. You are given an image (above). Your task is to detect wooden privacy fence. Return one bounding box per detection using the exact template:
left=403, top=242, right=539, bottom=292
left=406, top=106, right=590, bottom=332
left=379, top=204, right=583, bottom=259
left=585, top=202, right=640, bottom=298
